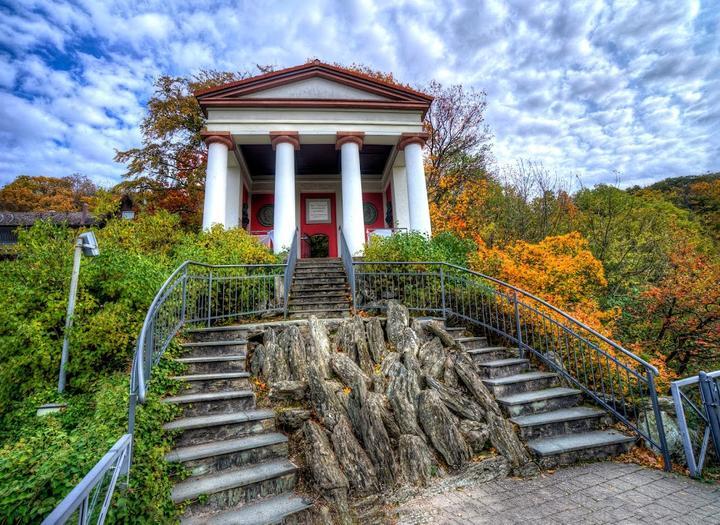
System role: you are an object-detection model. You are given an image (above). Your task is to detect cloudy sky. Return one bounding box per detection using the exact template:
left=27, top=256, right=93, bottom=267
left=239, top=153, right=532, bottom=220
left=0, top=0, right=718, bottom=188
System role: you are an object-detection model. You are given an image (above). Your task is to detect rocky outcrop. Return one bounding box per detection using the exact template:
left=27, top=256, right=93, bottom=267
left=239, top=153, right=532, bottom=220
left=398, top=434, right=435, bottom=486
left=278, top=325, right=308, bottom=381
left=331, top=352, right=371, bottom=390
left=303, top=420, right=352, bottom=525
left=252, top=308, right=536, bottom=521
left=307, top=316, right=332, bottom=379
left=330, top=416, right=379, bottom=495
left=269, top=380, right=307, bottom=402
left=460, top=419, right=490, bottom=454
left=277, top=408, right=311, bottom=431
left=366, top=317, right=386, bottom=364
left=386, top=300, right=409, bottom=346
left=417, top=389, right=471, bottom=469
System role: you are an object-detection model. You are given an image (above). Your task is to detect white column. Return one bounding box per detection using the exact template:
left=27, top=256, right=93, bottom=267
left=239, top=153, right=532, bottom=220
left=202, top=140, right=229, bottom=230
left=340, top=140, right=365, bottom=254
left=273, top=140, right=297, bottom=253
left=404, top=142, right=432, bottom=236
left=391, top=166, right=411, bottom=230
left=225, top=167, right=241, bottom=228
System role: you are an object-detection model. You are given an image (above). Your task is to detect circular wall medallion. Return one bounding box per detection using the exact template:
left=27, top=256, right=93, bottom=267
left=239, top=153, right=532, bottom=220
left=257, top=204, right=274, bottom=227
left=363, top=202, right=378, bottom=225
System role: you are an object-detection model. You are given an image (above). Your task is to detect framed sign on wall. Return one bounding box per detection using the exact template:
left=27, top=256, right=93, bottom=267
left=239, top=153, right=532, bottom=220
left=306, top=198, right=331, bottom=224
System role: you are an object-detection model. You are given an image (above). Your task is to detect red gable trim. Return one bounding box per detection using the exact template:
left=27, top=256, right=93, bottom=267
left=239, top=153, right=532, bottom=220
left=195, top=62, right=433, bottom=117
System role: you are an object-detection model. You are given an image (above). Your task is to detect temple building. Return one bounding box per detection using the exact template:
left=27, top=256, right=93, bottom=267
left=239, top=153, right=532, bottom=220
left=195, top=61, right=433, bottom=257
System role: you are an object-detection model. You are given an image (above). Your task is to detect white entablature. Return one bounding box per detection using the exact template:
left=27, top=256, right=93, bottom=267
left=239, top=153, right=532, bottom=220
left=195, top=61, right=433, bottom=258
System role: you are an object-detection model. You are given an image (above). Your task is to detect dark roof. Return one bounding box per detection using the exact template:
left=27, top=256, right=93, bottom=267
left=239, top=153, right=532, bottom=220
left=0, top=211, right=96, bottom=227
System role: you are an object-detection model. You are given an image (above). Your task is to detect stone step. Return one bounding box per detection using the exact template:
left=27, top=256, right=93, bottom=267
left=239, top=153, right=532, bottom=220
left=185, top=327, right=251, bottom=343
left=290, top=285, right=348, bottom=295
left=164, top=409, right=276, bottom=447
left=167, top=433, right=289, bottom=477
left=288, top=298, right=350, bottom=309
left=444, top=326, right=467, bottom=336
left=483, top=371, right=558, bottom=397
left=291, top=281, right=349, bottom=292
left=454, top=336, right=488, bottom=350
left=175, top=355, right=247, bottom=374
left=294, top=266, right=344, bottom=274
left=292, top=278, right=348, bottom=287
left=288, top=293, right=349, bottom=305
left=288, top=308, right=350, bottom=319
left=476, top=357, right=530, bottom=379
left=180, top=339, right=248, bottom=358
left=496, top=387, right=582, bottom=417
left=172, top=372, right=252, bottom=394
left=172, top=458, right=297, bottom=518
left=527, top=430, right=636, bottom=468
left=164, top=390, right=256, bottom=418
left=467, top=347, right=516, bottom=363
left=181, top=492, right=312, bottom=525
left=511, top=407, right=609, bottom=440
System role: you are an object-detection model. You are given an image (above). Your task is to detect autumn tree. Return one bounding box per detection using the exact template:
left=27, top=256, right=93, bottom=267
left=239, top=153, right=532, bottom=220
left=575, top=185, right=705, bottom=305
left=423, top=81, right=493, bottom=206
left=625, top=243, right=720, bottom=377
left=115, top=70, right=251, bottom=227
left=0, top=174, right=97, bottom=212
left=470, top=232, right=615, bottom=330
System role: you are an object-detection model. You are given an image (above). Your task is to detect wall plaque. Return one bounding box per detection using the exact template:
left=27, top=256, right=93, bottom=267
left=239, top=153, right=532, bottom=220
left=306, top=198, right=331, bottom=224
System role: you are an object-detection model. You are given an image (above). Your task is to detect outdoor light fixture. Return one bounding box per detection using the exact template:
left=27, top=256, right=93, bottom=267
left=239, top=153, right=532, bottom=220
left=57, top=230, right=100, bottom=393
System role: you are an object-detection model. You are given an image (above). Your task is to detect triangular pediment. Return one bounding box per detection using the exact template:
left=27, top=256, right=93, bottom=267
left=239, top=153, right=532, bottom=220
left=240, top=76, right=392, bottom=101
left=195, top=61, right=432, bottom=114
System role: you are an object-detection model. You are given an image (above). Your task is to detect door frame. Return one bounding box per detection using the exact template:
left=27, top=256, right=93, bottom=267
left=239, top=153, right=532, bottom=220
left=299, top=191, right=338, bottom=258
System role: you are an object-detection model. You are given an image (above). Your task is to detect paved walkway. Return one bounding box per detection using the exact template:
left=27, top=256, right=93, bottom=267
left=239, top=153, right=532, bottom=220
left=396, top=462, right=720, bottom=524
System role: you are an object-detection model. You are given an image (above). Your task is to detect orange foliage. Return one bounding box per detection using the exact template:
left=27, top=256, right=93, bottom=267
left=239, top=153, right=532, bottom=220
left=0, top=175, right=96, bottom=212
left=470, top=232, right=617, bottom=331
left=430, top=174, right=493, bottom=244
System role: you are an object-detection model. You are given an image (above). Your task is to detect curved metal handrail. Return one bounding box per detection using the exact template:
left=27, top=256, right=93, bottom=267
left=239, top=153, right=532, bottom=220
left=354, top=260, right=658, bottom=374
left=127, top=259, right=289, bottom=478
left=352, top=259, right=671, bottom=469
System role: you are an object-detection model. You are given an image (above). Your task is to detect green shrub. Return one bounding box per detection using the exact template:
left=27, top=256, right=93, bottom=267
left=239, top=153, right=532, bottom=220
left=363, top=231, right=475, bottom=266
left=0, top=213, right=278, bottom=523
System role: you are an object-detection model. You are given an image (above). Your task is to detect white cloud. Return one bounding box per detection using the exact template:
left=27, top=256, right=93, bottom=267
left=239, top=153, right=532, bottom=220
left=0, top=0, right=717, bottom=188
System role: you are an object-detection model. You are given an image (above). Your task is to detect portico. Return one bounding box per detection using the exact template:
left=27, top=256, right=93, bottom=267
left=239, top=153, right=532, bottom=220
left=195, top=61, right=433, bottom=256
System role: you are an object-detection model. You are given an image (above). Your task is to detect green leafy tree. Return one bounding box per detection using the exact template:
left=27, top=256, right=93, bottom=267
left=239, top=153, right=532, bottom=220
left=114, top=71, right=250, bottom=228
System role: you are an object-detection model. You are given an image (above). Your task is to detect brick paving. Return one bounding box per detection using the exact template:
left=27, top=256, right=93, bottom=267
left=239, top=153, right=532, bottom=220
left=396, top=462, right=720, bottom=524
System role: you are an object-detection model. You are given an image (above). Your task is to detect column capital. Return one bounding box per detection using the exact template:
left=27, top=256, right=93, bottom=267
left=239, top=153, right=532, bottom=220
left=270, top=131, right=300, bottom=150
left=201, top=130, right=235, bottom=150
left=397, top=132, right=429, bottom=151
left=336, top=131, right=365, bottom=150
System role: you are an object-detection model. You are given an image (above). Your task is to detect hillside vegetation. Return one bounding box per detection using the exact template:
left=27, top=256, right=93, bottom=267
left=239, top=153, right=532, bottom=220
left=0, top=213, right=277, bottom=523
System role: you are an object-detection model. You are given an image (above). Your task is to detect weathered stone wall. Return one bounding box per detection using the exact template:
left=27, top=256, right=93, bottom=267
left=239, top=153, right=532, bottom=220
left=249, top=301, right=538, bottom=523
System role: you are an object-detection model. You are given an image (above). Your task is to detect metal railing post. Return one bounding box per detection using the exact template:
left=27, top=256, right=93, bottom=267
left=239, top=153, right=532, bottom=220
left=647, top=371, right=672, bottom=471
left=440, top=265, right=446, bottom=320
left=513, top=290, right=523, bottom=359
left=180, top=267, right=188, bottom=324
left=699, top=372, right=720, bottom=460
left=206, top=271, right=213, bottom=327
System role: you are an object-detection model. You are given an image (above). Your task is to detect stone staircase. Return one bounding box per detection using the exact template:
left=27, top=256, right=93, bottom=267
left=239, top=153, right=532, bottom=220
left=162, top=332, right=311, bottom=524
left=445, top=325, right=636, bottom=468
left=287, top=258, right=351, bottom=319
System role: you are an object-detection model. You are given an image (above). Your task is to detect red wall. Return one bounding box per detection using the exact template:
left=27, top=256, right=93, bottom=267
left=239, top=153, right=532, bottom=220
left=363, top=192, right=385, bottom=236
left=250, top=193, right=274, bottom=233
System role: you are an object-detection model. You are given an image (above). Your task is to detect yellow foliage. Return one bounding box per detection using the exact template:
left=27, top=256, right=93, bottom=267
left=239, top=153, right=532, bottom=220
left=470, top=232, right=617, bottom=332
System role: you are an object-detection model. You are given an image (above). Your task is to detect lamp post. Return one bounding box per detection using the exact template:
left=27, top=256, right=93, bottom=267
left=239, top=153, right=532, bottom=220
left=57, top=231, right=99, bottom=393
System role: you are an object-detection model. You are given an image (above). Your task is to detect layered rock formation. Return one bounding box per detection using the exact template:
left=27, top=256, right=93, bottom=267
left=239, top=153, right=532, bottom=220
left=251, top=301, right=537, bottom=522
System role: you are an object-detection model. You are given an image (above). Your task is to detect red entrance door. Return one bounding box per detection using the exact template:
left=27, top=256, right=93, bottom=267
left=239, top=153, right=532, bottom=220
left=300, top=193, right=337, bottom=258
